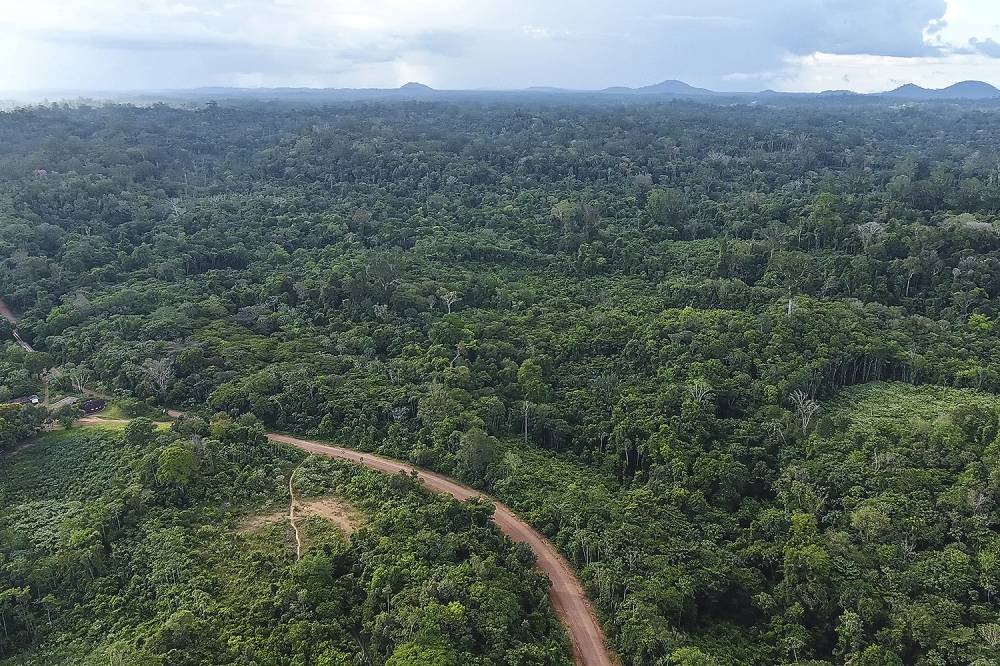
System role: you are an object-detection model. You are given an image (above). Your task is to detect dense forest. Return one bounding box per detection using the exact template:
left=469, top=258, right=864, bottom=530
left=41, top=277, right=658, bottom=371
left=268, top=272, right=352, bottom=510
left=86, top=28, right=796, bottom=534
left=3, top=99, right=1000, bottom=664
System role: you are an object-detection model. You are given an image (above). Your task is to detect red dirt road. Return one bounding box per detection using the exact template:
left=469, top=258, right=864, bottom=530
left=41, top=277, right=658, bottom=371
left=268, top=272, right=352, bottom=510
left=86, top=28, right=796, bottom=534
left=68, top=413, right=614, bottom=665
left=268, top=433, right=615, bottom=666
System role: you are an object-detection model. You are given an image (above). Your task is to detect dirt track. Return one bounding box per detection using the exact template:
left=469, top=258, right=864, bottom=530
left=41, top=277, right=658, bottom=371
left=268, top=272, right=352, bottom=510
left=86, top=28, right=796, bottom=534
left=67, top=413, right=614, bottom=665
left=287, top=460, right=306, bottom=560
left=268, top=433, right=615, bottom=666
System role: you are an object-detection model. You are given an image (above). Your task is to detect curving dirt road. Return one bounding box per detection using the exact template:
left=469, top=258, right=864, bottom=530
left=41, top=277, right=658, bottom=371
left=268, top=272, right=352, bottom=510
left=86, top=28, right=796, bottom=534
left=68, top=412, right=614, bottom=665
left=268, top=433, right=615, bottom=666
left=0, top=301, right=607, bottom=661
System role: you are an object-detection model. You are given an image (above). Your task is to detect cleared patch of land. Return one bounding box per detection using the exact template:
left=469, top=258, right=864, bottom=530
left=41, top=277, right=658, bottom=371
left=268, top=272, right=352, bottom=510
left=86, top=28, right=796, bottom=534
left=827, top=381, right=1000, bottom=431
left=239, top=496, right=360, bottom=537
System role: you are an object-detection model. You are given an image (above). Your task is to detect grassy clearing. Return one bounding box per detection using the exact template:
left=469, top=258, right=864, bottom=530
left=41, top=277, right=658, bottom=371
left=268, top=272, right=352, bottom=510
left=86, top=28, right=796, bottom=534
left=96, top=401, right=129, bottom=420
left=824, top=381, right=1000, bottom=433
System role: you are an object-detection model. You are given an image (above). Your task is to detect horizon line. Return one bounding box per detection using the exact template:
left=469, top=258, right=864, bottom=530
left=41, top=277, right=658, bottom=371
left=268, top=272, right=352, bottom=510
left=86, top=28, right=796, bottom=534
left=2, top=78, right=999, bottom=98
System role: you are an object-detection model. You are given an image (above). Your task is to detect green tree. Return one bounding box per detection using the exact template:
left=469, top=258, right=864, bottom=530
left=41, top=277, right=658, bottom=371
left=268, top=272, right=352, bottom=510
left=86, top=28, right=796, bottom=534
left=155, top=445, right=200, bottom=490
left=455, top=428, right=499, bottom=486
left=54, top=403, right=79, bottom=429
left=123, top=417, right=156, bottom=447
left=646, top=187, right=689, bottom=235
left=386, top=641, right=459, bottom=666
left=517, top=358, right=550, bottom=403
left=670, top=646, right=720, bottom=666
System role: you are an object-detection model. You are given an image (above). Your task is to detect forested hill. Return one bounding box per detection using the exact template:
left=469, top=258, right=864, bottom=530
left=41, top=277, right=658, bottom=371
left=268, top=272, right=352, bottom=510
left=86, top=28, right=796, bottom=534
left=3, top=99, right=1000, bottom=664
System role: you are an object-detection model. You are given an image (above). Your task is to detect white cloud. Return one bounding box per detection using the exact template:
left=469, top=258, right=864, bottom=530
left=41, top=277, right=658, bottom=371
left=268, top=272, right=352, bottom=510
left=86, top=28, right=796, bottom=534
left=1, top=0, right=999, bottom=92
left=522, top=25, right=553, bottom=40
left=766, top=0, right=1000, bottom=92
left=652, top=14, right=744, bottom=25
left=776, top=51, right=1000, bottom=92
left=0, top=0, right=494, bottom=89
left=936, top=0, right=1000, bottom=46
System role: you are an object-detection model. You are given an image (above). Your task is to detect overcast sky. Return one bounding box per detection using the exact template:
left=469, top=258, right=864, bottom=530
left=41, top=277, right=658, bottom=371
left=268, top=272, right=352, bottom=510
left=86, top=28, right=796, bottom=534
left=3, top=0, right=1000, bottom=92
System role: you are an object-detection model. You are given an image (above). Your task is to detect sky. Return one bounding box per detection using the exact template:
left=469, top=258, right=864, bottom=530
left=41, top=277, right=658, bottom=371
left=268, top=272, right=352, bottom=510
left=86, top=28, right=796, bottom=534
left=3, top=0, right=1000, bottom=93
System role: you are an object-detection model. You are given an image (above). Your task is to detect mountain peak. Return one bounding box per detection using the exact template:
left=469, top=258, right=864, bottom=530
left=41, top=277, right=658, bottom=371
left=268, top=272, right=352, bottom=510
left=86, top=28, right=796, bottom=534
left=601, top=79, right=714, bottom=96
left=891, top=83, right=927, bottom=92
left=643, top=79, right=712, bottom=93
left=883, top=80, right=1000, bottom=100
left=943, top=80, right=1000, bottom=97
left=399, top=82, right=433, bottom=91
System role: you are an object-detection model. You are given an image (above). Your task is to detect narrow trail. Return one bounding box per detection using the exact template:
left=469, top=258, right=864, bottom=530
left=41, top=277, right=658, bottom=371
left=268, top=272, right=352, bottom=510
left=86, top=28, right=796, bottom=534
left=287, top=459, right=306, bottom=561
left=268, top=433, right=616, bottom=666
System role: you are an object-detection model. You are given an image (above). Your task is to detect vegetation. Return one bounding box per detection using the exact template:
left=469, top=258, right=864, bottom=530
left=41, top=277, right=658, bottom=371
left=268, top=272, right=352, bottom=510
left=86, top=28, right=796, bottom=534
left=0, top=419, right=568, bottom=664
left=4, top=98, right=1000, bottom=663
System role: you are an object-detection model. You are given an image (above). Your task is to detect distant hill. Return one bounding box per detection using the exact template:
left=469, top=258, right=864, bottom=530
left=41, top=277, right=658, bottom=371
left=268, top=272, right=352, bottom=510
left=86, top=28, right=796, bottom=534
left=601, top=79, right=715, bottom=96
left=638, top=79, right=716, bottom=95
left=9, top=78, right=1000, bottom=107
left=598, top=78, right=1000, bottom=101
left=881, top=80, right=1000, bottom=100
left=398, top=82, right=434, bottom=92
left=884, top=83, right=932, bottom=99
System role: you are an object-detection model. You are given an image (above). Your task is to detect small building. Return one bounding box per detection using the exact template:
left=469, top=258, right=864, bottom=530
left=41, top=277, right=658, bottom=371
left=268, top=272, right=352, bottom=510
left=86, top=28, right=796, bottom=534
left=80, top=399, right=107, bottom=414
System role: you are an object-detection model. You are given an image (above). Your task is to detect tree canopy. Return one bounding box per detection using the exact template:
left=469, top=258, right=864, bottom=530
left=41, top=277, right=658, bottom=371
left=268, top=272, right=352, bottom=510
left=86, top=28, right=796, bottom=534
left=4, top=98, right=1000, bottom=663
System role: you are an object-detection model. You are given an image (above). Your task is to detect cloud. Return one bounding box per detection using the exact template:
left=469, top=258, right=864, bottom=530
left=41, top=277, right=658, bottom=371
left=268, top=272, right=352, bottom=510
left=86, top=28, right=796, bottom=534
left=753, top=0, right=948, bottom=58
left=926, top=17, right=949, bottom=35
left=408, top=30, right=467, bottom=58
left=521, top=25, right=553, bottom=40
left=776, top=50, right=1000, bottom=92
left=31, top=30, right=245, bottom=52
left=331, top=31, right=468, bottom=65
left=0, top=0, right=997, bottom=93
left=652, top=14, right=745, bottom=26
left=969, top=36, right=1000, bottom=57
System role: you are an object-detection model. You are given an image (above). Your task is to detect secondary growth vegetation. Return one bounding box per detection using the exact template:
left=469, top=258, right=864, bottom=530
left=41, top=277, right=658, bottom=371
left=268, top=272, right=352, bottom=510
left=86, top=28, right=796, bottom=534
left=0, top=419, right=568, bottom=664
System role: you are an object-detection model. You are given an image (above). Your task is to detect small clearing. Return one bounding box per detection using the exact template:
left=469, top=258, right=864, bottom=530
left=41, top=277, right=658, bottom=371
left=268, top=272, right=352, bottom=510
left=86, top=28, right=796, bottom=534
left=239, top=497, right=360, bottom=539
left=828, top=381, right=1000, bottom=432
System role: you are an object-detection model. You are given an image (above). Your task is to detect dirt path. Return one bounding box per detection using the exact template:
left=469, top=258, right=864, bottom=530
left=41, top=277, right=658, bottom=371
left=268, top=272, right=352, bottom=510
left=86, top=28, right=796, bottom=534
left=287, top=460, right=306, bottom=560
left=268, top=433, right=615, bottom=666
